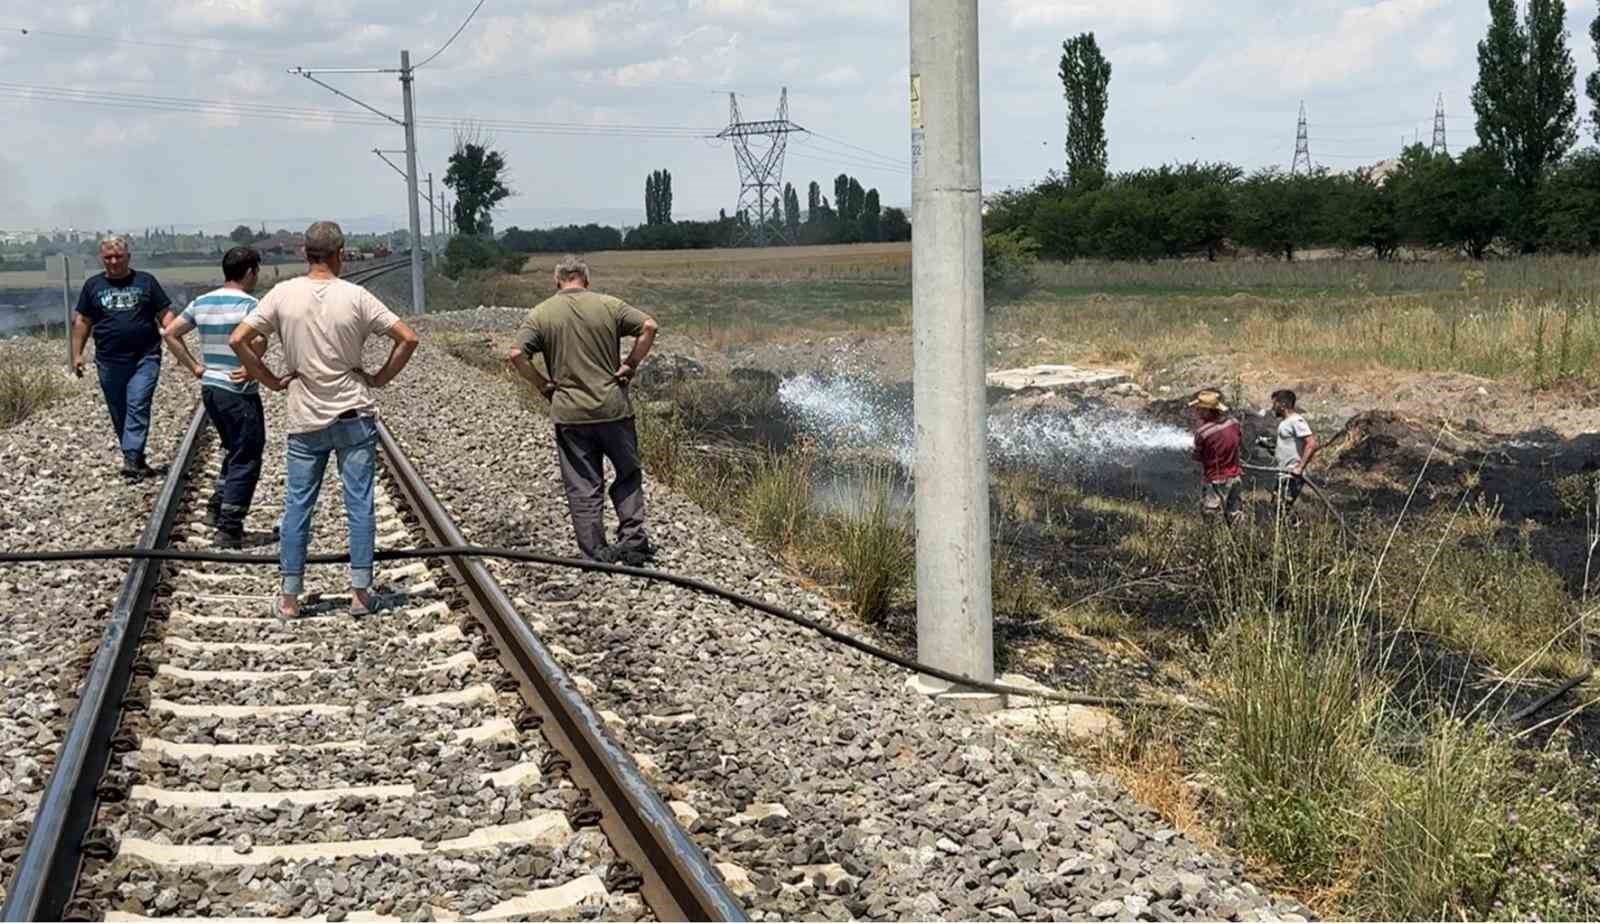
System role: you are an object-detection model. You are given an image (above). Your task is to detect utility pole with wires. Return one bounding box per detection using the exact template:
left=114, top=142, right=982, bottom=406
left=1291, top=101, right=1313, bottom=175
left=288, top=52, right=425, bottom=313
left=427, top=172, right=437, bottom=260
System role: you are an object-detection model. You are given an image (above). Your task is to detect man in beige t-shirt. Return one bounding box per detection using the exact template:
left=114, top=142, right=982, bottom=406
left=507, top=255, right=658, bottom=564
left=230, top=221, right=419, bottom=619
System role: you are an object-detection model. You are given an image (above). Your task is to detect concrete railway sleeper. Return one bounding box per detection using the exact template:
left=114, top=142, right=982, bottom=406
left=2, top=403, right=742, bottom=923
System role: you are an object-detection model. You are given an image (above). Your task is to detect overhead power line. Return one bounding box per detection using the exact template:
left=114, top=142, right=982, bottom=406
left=0, top=81, right=718, bottom=137
left=413, top=0, right=489, bottom=69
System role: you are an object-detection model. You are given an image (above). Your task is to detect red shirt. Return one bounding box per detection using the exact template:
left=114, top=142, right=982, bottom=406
left=1193, top=418, right=1243, bottom=484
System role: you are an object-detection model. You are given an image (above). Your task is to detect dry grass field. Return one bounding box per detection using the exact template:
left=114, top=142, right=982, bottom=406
left=517, top=242, right=911, bottom=282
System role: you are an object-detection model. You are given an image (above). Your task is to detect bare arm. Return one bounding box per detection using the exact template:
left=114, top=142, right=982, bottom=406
left=506, top=349, right=556, bottom=399
left=229, top=322, right=294, bottom=392
left=70, top=314, right=91, bottom=377
left=161, top=316, right=204, bottom=379
left=614, top=317, right=659, bottom=382
left=1299, top=434, right=1321, bottom=471
left=363, top=319, right=419, bottom=388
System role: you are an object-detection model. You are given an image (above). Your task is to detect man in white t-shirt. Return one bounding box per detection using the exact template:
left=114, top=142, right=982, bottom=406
left=229, top=221, right=419, bottom=619
left=1270, top=388, right=1319, bottom=521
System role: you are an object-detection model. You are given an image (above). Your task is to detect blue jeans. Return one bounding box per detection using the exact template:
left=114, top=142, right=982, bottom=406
left=96, top=352, right=161, bottom=455
left=280, top=415, right=377, bottom=596
left=201, top=388, right=265, bottom=533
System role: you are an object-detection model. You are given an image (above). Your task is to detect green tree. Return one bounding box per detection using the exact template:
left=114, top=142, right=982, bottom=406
left=660, top=169, right=673, bottom=224
left=1326, top=170, right=1401, bottom=259
left=1538, top=148, right=1600, bottom=252
left=444, top=130, right=513, bottom=237
left=1395, top=145, right=1513, bottom=260
left=1471, top=0, right=1577, bottom=194
left=882, top=207, right=911, bottom=242
left=1059, top=32, right=1112, bottom=190
left=807, top=181, right=823, bottom=221
left=645, top=173, right=659, bottom=226
left=1590, top=13, right=1600, bottom=143
left=229, top=225, right=255, bottom=246
left=861, top=188, right=882, bottom=241
left=784, top=183, right=801, bottom=237
left=1233, top=170, right=1331, bottom=261
left=834, top=175, right=851, bottom=222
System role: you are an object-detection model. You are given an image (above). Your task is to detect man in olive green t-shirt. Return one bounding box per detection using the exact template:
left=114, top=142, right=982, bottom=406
left=507, top=255, right=659, bottom=564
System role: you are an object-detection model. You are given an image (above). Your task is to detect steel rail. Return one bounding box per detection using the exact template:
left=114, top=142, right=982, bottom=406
left=374, top=420, right=746, bottom=922
left=1, top=404, right=209, bottom=922
left=342, top=253, right=416, bottom=287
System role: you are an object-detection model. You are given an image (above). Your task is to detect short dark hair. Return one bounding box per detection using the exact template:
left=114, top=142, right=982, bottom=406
left=1271, top=389, right=1298, bottom=408
left=222, top=246, right=260, bottom=283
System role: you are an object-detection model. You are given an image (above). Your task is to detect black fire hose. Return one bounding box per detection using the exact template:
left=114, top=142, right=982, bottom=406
left=1240, top=463, right=1350, bottom=537
left=0, top=544, right=1215, bottom=716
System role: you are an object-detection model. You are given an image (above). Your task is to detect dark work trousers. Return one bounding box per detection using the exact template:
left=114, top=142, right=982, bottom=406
left=201, top=387, right=266, bottom=534
left=554, top=418, right=649, bottom=560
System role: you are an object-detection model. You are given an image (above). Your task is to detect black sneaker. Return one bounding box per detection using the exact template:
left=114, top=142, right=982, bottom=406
left=213, top=529, right=245, bottom=550
left=600, top=543, right=656, bottom=568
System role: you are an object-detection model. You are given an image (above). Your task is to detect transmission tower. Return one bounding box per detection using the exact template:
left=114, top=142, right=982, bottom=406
left=1431, top=93, right=1449, bottom=156
left=1291, top=101, right=1313, bottom=175
left=716, top=88, right=806, bottom=246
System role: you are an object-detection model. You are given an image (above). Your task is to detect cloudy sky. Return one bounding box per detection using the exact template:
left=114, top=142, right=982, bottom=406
left=1, top=0, right=1597, bottom=234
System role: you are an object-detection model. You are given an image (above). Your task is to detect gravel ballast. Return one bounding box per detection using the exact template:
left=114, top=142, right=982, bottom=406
left=0, top=337, right=199, bottom=901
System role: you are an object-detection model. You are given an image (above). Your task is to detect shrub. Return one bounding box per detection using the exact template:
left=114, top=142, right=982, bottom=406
left=833, top=469, right=914, bottom=624
left=442, top=235, right=504, bottom=279
left=1359, top=721, right=1516, bottom=920
left=0, top=359, right=67, bottom=429
left=983, top=229, right=1040, bottom=298
left=499, top=251, right=528, bottom=275
left=745, top=452, right=812, bottom=547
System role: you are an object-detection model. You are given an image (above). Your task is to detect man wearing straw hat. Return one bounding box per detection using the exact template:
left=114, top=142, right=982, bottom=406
left=1189, top=390, right=1244, bottom=525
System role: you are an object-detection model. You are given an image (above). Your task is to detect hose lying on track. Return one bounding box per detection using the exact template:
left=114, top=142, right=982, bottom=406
left=0, top=543, right=1214, bottom=716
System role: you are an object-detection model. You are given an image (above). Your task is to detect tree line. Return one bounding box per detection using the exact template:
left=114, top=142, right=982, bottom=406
left=1005, top=0, right=1600, bottom=261
left=496, top=172, right=910, bottom=256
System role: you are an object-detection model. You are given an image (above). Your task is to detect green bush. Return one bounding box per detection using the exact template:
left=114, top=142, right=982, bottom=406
left=983, top=229, right=1040, bottom=298
left=499, top=251, right=529, bottom=275
left=442, top=235, right=504, bottom=280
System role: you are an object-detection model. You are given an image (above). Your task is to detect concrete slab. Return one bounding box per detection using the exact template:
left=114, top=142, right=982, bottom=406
left=986, top=365, right=1129, bottom=393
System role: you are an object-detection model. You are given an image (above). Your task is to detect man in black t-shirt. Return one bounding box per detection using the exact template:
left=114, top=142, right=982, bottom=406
left=70, top=236, right=176, bottom=480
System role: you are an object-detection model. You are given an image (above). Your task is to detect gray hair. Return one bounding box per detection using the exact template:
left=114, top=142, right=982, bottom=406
left=98, top=235, right=129, bottom=253
left=304, top=221, right=346, bottom=264
left=553, top=255, right=589, bottom=286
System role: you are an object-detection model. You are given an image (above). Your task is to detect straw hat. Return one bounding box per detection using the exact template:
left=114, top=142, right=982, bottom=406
left=1187, top=390, right=1229, bottom=413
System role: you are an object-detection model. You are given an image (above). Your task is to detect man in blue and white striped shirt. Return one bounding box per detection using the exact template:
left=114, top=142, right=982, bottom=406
left=162, top=247, right=272, bottom=547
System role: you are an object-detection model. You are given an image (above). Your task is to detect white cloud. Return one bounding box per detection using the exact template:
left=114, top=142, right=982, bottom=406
left=1182, top=0, right=1449, bottom=96
left=1004, top=0, right=1180, bottom=31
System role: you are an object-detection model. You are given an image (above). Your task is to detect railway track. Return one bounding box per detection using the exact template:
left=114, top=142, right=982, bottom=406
left=1, top=403, right=742, bottom=922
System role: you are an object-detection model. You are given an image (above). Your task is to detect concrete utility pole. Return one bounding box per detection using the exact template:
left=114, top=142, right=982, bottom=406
left=909, top=0, right=993, bottom=691
left=399, top=51, right=426, bottom=313
left=426, top=171, right=437, bottom=263
left=59, top=255, right=72, bottom=373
